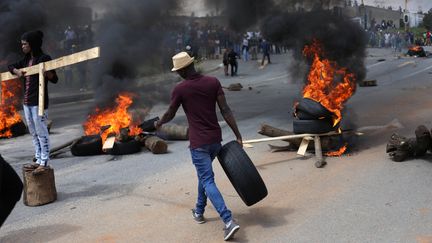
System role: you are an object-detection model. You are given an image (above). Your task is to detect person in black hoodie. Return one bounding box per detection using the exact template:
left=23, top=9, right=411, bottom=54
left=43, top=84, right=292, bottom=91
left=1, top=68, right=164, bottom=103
left=227, top=48, right=238, bottom=76
left=8, top=30, right=58, bottom=174
left=0, top=154, right=23, bottom=228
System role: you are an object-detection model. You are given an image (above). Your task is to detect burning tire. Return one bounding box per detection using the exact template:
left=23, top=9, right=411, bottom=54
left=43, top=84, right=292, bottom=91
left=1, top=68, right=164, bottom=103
left=71, top=135, right=103, bottom=156
left=0, top=121, right=27, bottom=138
left=108, top=140, right=142, bottom=155
left=295, top=98, right=334, bottom=120
left=407, top=46, right=426, bottom=57
left=293, top=119, right=335, bottom=134
left=217, top=141, right=268, bottom=206
left=9, top=121, right=27, bottom=137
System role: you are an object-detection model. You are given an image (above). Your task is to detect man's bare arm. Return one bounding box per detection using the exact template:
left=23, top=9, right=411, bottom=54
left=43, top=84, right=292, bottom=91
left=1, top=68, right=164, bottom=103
left=217, top=94, right=242, bottom=145
left=155, top=106, right=178, bottom=129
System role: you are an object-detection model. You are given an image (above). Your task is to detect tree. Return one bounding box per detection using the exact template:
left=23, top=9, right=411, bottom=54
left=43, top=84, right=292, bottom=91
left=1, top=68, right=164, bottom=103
left=424, top=9, right=432, bottom=30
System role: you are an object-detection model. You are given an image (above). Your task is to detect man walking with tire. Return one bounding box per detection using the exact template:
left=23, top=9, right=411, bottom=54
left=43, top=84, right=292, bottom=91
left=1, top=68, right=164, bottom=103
left=155, top=52, right=243, bottom=241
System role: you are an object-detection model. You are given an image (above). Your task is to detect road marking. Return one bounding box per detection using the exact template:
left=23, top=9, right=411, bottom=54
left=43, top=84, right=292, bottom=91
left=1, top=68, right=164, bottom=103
left=398, top=61, right=416, bottom=68
left=367, top=61, right=385, bottom=69
left=401, top=65, right=432, bottom=80
left=264, top=73, right=289, bottom=82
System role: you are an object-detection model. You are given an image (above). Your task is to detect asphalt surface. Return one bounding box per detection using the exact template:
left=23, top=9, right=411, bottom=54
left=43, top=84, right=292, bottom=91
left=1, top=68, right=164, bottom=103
left=1, top=48, right=432, bottom=242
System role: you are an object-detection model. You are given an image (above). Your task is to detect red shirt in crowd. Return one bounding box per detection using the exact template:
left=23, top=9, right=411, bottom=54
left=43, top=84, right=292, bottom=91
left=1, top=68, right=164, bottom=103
left=169, top=74, right=224, bottom=149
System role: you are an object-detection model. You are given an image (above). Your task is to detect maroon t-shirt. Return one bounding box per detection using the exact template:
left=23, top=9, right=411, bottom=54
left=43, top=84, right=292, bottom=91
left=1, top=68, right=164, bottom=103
left=170, top=74, right=224, bottom=149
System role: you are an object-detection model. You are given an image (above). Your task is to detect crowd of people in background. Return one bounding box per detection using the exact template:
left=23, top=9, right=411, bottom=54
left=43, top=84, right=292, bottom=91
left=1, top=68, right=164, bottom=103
left=366, top=18, right=432, bottom=52
left=162, top=21, right=289, bottom=76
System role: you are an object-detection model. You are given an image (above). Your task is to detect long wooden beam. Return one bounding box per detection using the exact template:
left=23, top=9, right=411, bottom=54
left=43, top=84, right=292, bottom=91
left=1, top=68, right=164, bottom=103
left=0, top=46, right=100, bottom=110
left=0, top=47, right=100, bottom=81
left=243, top=130, right=364, bottom=146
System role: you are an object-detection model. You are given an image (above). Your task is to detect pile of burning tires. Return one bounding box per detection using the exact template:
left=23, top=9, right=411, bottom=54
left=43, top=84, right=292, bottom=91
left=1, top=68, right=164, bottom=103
left=293, top=98, right=338, bottom=134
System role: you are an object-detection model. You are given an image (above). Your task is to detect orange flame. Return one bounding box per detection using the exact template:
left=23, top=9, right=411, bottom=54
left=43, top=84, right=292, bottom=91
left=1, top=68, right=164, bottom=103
left=302, top=40, right=356, bottom=126
left=0, top=80, right=24, bottom=138
left=325, top=144, right=347, bottom=157
left=83, top=92, right=142, bottom=143
left=409, top=46, right=423, bottom=52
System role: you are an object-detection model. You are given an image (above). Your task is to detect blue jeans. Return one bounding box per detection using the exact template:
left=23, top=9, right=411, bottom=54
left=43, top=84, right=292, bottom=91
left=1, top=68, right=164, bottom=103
left=190, top=143, right=232, bottom=224
left=23, top=105, right=50, bottom=166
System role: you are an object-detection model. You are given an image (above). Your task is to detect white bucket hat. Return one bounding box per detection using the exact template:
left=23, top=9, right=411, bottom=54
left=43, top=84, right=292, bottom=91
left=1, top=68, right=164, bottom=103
left=171, top=52, right=195, bottom=72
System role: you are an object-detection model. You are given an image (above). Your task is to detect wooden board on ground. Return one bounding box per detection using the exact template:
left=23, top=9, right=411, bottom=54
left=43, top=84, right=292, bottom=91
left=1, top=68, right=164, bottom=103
left=359, top=79, right=377, bottom=87
left=259, top=60, right=268, bottom=69
left=102, top=136, right=116, bottom=151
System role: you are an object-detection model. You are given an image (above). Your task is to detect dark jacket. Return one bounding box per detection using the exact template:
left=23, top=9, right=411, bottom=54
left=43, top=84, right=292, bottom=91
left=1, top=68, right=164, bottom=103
left=8, top=52, right=58, bottom=109
left=227, top=50, right=238, bottom=64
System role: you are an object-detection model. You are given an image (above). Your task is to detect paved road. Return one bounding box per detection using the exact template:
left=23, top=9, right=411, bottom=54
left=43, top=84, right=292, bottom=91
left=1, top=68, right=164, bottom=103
left=1, top=48, right=432, bottom=242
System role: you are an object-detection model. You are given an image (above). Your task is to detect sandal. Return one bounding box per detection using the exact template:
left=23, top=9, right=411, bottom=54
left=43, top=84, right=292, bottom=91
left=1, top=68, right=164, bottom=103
left=32, top=165, right=48, bottom=175
left=24, top=162, right=40, bottom=170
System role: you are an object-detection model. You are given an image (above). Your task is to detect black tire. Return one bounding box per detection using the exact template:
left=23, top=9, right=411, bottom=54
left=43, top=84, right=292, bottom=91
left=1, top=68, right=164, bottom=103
left=295, top=109, right=319, bottom=120
left=108, top=140, right=142, bottom=155
left=71, top=135, right=103, bottom=156
left=0, top=121, right=27, bottom=139
left=293, top=119, right=335, bottom=134
left=139, top=117, right=160, bottom=132
left=296, top=98, right=333, bottom=119
left=217, top=141, right=267, bottom=206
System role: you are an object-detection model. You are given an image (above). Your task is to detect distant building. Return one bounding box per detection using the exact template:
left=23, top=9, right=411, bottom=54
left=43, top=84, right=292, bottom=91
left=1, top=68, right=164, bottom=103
left=344, top=5, right=424, bottom=29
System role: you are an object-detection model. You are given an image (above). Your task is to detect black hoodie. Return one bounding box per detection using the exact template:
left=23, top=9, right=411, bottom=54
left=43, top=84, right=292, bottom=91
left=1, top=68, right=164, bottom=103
left=8, top=31, right=58, bottom=109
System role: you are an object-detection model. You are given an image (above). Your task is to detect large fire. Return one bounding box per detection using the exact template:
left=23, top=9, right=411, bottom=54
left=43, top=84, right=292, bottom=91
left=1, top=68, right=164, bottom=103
left=302, top=40, right=356, bottom=127
left=0, top=79, right=24, bottom=138
left=83, top=92, right=142, bottom=143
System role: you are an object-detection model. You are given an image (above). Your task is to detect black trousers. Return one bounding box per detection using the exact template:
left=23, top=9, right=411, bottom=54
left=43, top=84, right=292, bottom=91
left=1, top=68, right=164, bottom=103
left=0, top=155, right=23, bottom=228
left=261, top=53, right=271, bottom=65
left=230, top=61, right=238, bottom=76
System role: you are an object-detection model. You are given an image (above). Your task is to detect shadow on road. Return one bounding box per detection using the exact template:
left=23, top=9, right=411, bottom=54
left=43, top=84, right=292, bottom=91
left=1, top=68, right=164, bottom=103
left=234, top=206, right=293, bottom=242
left=0, top=224, right=82, bottom=243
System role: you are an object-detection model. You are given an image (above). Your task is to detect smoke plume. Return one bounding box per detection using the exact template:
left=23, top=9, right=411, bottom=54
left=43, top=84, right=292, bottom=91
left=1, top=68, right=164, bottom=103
left=261, top=10, right=367, bottom=83
left=90, top=0, right=181, bottom=108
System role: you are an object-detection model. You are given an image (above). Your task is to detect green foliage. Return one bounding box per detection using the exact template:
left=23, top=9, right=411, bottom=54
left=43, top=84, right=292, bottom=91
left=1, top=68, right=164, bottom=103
left=423, top=8, right=432, bottom=30
left=410, top=27, right=427, bottom=37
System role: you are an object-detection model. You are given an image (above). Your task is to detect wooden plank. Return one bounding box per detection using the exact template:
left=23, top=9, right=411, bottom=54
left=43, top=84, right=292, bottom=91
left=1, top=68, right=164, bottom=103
left=102, top=136, right=116, bottom=151
left=243, top=130, right=364, bottom=146
left=0, top=47, right=100, bottom=82
left=38, top=63, right=45, bottom=116
left=296, top=137, right=310, bottom=156
left=243, top=131, right=340, bottom=145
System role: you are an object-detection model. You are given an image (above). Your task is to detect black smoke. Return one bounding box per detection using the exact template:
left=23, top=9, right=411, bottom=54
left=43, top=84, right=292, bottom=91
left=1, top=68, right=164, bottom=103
left=261, top=10, right=367, bottom=83
left=204, top=0, right=275, bottom=32
left=90, top=0, right=181, bottom=108
left=203, top=0, right=366, bottom=83
left=0, top=0, right=89, bottom=62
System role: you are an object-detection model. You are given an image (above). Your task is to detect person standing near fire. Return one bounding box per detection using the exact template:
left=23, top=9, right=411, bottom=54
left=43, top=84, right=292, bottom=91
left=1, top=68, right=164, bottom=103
left=155, top=52, right=242, bottom=241
left=8, top=30, right=58, bottom=174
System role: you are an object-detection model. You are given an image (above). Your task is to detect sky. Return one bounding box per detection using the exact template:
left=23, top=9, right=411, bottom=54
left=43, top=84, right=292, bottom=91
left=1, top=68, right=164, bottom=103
left=179, top=0, right=432, bottom=17
left=362, top=0, right=432, bottom=13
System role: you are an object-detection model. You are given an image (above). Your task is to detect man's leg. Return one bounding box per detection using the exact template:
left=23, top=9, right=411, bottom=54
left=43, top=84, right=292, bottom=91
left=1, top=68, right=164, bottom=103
left=195, top=179, right=207, bottom=216
left=231, top=63, right=235, bottom=76
left=23, top=105, right=41, bottom=165
left=0, top=155, right=23, bottom=228
left=33, top=109, right=50, bottom=167
left=190, top=145, right=232, bottom=224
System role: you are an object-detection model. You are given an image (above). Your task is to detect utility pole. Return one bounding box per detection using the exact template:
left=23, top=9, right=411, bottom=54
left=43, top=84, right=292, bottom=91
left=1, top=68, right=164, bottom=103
left=361, top=0, right=367, bottom=30
left=405, top=0, right=408, bottom=31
